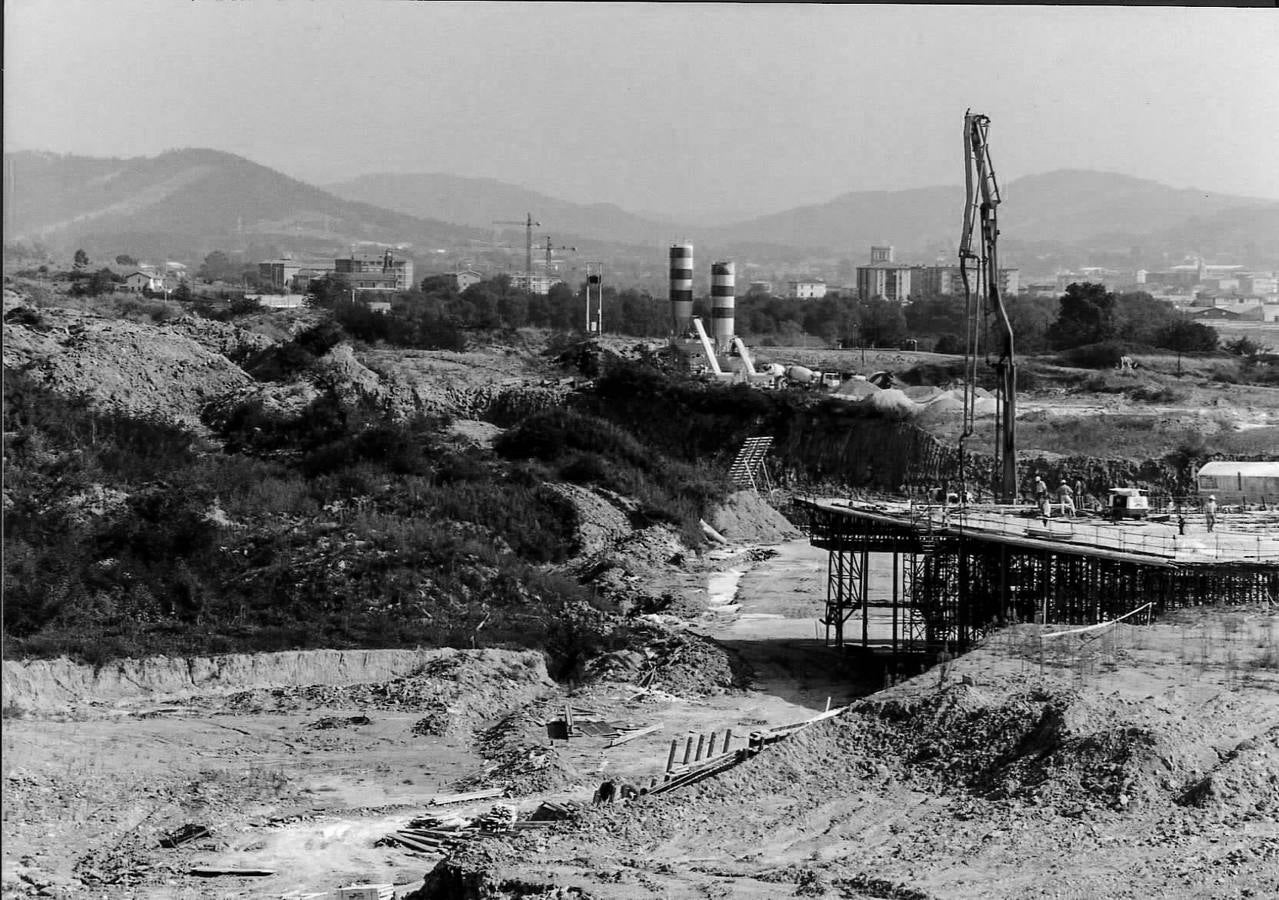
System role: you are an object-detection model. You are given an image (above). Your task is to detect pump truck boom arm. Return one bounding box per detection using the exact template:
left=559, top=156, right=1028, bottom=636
left=959, top=111, right=1017, bottom=503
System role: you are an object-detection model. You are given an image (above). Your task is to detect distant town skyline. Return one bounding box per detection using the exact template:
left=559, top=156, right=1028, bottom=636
left=5, top=2, right=1278, bottom=219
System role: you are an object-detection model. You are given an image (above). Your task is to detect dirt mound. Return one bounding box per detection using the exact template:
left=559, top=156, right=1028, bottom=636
left=2, top=306, right=252, bottom=427
left=836, top=379, right=882, bottom=399
left=1177, top=726, right=1279, bottom=817
left=903, top=385, right=943, bottom=402
left=545, top=483, right=634, bottom=558
left=314, top=342, right=421, bottom=418
left=643, top=631, right=749, bottom=696
left=360, top=347, right=562, bottom=420
left=221, top=652, right=554, bottom=730
left=1, top=647, right=546, bottom=712
left=865, top=388, right=917, bottom=416
left=449, top=418, right=505, bottom=448
left=708, top=490, right=801, bottom=545
left=167, top=314, right=274, bottom=359
left=464, top=705, right=585, bottom=795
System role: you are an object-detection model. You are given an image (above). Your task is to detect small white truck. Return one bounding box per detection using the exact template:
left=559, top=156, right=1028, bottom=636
left=1107, top=487, right=1150, bottom=520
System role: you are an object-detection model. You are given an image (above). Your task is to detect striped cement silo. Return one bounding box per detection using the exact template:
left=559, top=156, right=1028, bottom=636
left=669, top=243, right=694, bottom=334
left=711, top=260, right=735, bottom=350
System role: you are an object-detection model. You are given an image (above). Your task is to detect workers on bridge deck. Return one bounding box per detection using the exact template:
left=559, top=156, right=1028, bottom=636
left=1058, top=480, right=1076, bottom=516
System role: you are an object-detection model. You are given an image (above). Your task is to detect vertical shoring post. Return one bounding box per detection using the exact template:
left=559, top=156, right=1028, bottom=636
left=825, top=550, right=839, bottom=646
left=1000, top=544, right=1010, bottom=624
left=828, top=540, right=846, bottom=647
left=861, top=547, right=870, bottom=649
left=892, top=551, right=899, bottom=659
left=958, top=543, right=970, bottom=646
left=1039, top=551, right=1049, bottom=625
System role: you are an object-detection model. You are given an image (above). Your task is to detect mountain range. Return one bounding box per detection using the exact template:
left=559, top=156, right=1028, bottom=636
left=6, top=149, right=1278, bottom=274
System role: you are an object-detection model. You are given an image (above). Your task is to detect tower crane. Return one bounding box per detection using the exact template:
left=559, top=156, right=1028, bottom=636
left=542, top=236, right=576, bottom=272
left=492, top=213, right=540, bottom=280
left=959, top=110, right=1017, bottom=503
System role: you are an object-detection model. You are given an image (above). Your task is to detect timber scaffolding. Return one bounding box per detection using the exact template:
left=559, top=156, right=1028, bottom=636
left=795, top=497, right=1279, bottom=656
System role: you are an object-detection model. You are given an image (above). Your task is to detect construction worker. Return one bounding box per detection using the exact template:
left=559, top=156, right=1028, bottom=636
left=1033, top=474, right=1048, bottom=506
left=1205, top=495, right=1218, bottom=532
left=1058, top=480, right=1076, bottom=516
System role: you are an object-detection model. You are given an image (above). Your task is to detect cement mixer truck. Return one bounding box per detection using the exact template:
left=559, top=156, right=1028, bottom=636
left=784, top=365, right=821, bottom=388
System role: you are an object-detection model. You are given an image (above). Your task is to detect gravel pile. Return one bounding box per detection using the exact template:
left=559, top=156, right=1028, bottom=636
left=707, top=491, right=801, bottom=545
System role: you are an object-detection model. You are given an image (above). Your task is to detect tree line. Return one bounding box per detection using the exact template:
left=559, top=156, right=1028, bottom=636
left=309, top=273, right=1218, bottom=360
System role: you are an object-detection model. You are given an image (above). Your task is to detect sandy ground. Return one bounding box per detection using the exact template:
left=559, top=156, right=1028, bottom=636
left=0, top=541, right=854, bottom=899
left=455, top=605, right=1279, bottom=900
left=4, top=539, right=1277, bottom=899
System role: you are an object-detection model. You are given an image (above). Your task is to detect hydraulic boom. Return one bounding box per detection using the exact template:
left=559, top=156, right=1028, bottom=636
left=959, top=111, right=1017, bottom=503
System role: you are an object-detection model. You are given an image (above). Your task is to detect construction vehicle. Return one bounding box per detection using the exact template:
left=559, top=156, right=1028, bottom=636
left=1106, top=488, right=1151, bottom=521
left=959, top=111, right=1017, bottom=503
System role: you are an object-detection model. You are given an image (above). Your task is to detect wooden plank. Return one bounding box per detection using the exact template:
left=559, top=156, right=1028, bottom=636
left=429, top=787, right=503, bottom=805
left=767, top=705, right=846, bottom=734
left=189, top=867, right=275, bottom=877
left=390, top=835, right=444, bottom=854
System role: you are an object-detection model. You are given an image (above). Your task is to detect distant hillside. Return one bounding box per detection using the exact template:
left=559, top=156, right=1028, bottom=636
left=3, top=149, right=486, bottom=261
left=326, top=172, right=679, bottom=247
left=8, top=150, right=1276, bottom=275
left=701, top=170, right=1279, bottom=260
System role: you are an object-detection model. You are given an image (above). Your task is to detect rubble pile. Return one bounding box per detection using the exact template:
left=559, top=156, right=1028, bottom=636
left=465, top=705, right=582, bottom=795
left=168, top=314, right=273, bottom=360
left=2, top=306, right=254, bottom=427
left=639, top=630, right=747, bottom=697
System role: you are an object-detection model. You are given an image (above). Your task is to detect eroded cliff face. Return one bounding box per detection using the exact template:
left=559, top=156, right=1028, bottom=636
left=778, top=412, right=960, bottom=491
left=776, top=406, right=1206, bottom=500
left=1, top=647, right=551, bottom=712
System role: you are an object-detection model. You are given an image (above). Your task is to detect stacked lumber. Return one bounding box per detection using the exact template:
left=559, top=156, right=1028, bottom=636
left=380, top=802, right=552, bottom=858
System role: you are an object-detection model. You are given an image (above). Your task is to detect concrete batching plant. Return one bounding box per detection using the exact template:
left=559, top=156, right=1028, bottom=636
left=669, top=244, right=694, bottom=335
left=711, top=260, right=735, bottom=353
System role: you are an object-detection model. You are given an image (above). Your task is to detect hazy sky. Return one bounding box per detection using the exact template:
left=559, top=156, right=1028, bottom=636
left=6, top=1, right=1278, bottom=218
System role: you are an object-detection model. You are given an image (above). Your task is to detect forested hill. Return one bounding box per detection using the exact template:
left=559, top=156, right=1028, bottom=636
left=701, top=170, right=1279, bottom=257
left=2, top=149, right=487, bottom=260
left=327, top=172, right=677, bottom=247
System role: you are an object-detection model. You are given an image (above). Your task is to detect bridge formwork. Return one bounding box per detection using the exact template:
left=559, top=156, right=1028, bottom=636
left=800, top=498, right=1279, bottom=656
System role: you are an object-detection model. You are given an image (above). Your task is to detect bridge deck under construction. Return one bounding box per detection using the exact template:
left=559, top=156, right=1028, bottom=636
left=795, top=497, right=1279, bottom=656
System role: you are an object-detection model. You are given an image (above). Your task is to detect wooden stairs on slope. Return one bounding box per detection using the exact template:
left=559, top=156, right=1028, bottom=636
left=728, top=436, right=774, bottom=492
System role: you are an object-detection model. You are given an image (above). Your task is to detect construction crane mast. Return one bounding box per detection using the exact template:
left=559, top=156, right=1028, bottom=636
left=959, top=111, right=1017, bottom=503
left=492, top=213, right=540, bottom=280
left=542, top=236, right=576, bottom=272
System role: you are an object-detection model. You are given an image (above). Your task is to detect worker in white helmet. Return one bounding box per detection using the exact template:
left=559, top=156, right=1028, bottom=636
left=1205, top=495, right=1218, bottom=532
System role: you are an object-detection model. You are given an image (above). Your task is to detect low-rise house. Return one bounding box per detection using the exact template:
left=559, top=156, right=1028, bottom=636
left=788, top=280, right=827, bottom=300
left=123, top=271, right=167, bottom=293
left=455, top=269, right=483, bottom=291
left=247, top=294, right=307, bottom=309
